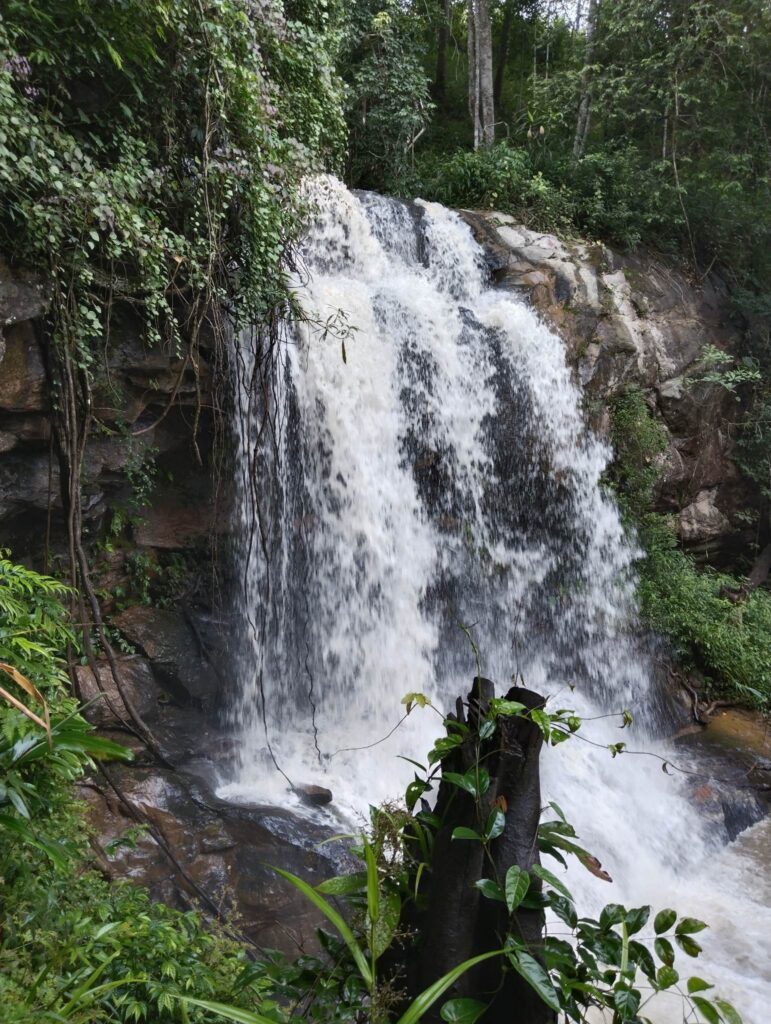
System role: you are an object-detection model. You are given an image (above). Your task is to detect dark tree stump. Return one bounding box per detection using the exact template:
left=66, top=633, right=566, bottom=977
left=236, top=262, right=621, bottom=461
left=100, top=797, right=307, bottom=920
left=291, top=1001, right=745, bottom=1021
left=412, top=677, right=556, bottom=1024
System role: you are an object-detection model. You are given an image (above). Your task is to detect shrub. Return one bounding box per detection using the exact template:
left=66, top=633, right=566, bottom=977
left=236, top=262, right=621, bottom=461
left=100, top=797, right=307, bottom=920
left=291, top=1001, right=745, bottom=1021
left=607, top=392, right=771, bottom=708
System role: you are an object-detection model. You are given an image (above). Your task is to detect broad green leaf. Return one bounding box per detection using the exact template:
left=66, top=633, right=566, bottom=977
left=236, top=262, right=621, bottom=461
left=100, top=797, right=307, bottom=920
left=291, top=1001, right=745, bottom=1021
left=452, top=827, right=483, bottom=841
left=676, top=917, right=708, bottom=935
left=485, top=809, right=505, bottom=841
left=654, top=937, right=675, bottom=966
left=474, top=878, right=505, bottom=902
left=629, top=940, right=656, bottom=979
left=490, top=699, right=527, bottom=717
left=504, top=865, right=530, bottom=912
left=531, top=863, right=572, bottom=901
left=613, top=985, right=641, bottom=1019
left=272, top=867, right=372, bottom=987
left=656, top=966, right=679, bottom=989
left=676, top=933, right=702, bottom=957
left=692, top=996, right=721, bottom=1024
left=406, top=778, right=431, bottom=811
left=371, top=889, right=401, bottom=960
left=316, top=872, right=367, bottom=896
left=715, top=998, right=743, bottom=1024
left=625, top=905, right=650, bottom=935
left=530, top=709, right=552, bottom=736
left=444, top=768, right=489, bottom=798
left=687, top=977, right=714, bottom=994
left=478, top=719, right=495, bottom=741
left=440, top=998, right=487, bottom=1024
left=654, top=908, right=677, bottom=934
left=396, top=950, right=504, bottom=1024
left=549, top=893, right=577, bottom=929
left=506, top=949, right=561, bottom=1012
left=599, top=903, right=625, bottom=930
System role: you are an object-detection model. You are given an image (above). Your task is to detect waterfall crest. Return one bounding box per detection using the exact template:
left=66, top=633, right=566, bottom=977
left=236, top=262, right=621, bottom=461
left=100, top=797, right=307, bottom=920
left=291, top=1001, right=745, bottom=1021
left=220, top=177, right=769, bottom=1023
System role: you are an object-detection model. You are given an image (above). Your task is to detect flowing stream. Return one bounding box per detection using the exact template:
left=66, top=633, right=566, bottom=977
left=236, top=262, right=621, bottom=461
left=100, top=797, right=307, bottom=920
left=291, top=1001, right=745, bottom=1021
left=219, top=177, right=770, bottom=1022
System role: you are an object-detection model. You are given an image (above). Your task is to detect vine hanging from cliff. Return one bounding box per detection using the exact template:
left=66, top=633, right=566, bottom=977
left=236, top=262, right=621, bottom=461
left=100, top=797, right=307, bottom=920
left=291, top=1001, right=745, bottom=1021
left=0, top=0, right=345, bottom=744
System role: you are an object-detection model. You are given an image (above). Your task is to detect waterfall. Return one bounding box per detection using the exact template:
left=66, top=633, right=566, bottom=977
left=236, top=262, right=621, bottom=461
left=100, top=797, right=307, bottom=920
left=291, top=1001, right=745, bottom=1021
left=219, top=176, right=769, bottom=1022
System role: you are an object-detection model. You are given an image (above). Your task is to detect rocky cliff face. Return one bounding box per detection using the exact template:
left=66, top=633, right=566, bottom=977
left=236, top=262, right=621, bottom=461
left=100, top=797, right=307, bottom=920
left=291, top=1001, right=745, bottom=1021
left=462, top=213, right=753, bottom=559
left=0, top=220, right=754, bottom=945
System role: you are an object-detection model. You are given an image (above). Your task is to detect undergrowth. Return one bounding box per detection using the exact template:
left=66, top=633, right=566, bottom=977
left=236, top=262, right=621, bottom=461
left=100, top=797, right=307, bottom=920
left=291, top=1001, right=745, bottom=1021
left=607, top=388, right=771, bottom=709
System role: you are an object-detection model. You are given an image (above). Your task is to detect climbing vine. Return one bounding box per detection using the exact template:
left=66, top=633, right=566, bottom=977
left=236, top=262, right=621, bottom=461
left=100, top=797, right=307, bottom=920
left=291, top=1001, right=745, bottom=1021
left=0, top=0, right=345, bottom=742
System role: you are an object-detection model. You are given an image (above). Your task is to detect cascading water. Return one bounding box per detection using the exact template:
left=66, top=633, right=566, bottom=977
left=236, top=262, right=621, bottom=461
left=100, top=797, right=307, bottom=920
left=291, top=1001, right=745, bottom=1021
left=220, top=176, right=769, bottom=1022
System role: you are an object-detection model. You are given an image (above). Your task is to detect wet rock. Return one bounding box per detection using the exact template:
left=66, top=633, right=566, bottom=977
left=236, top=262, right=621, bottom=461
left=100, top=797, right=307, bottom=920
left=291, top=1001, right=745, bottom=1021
left=134, top=499, right=212, bottom=549
left=0, top=259, right=50, bottom=325
left=293, top=784, right=334, bottom=807
left=111, top=605, right=222, bottom=707
left=75, top=656, right=166, bottom=728
left=0, top=431, right=17, bottom=454
left=0, top=451, right=60, bottom=520
left=82, top=764, right=356, bottom=952
left=0, top=321, right=47, bottom=413
left=679, top=488, right=731, bottom=544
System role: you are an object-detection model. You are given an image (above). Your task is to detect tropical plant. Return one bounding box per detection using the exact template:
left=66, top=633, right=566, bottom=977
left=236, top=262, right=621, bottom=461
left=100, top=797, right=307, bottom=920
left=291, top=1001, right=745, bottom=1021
left=170, top=691, right=743, bottom=1024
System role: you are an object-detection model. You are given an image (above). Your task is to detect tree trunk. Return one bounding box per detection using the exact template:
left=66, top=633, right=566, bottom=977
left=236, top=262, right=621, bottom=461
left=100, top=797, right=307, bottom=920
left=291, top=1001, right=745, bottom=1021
left=468, top=0, right=495, bottom=148
left=434, top=0, right=451, bottom=106
left=493, top=0, right=517, bottom=106
left=572, top=0, right=599, bottom=162
left=413, top=678, right=555, bottom=1024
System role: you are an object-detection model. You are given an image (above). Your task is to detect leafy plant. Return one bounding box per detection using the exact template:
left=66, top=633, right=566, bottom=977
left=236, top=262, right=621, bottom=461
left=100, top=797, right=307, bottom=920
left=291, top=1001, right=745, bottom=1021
left=687, top=346, right=761, bottom=400
left=166, top=692, right=742, bottom=1024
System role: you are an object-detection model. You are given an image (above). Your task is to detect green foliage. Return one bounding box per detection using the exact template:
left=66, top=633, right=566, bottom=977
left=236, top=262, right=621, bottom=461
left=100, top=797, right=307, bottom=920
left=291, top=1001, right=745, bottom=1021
left=190, top=694, right=742, bottom=1024
left=0, top=867, right=270, bottom=1024
left=687, top=346, right=762, bottom=400
left=607, top=393, right=771, bottom=708
left=341, top=0, right=433, bottom=189
left=0, top=552, right=76, bottom=691
left=0, top=554, right=129, bottom=864
left=0, top=0, right=344, bottom=380
left=0, top=553, right=269, bottom=1022
left=410, top=144, right=575, bottom=234
left=608, top=389, right=669, bottom=520
left=638, top=523, right=771, bottom=707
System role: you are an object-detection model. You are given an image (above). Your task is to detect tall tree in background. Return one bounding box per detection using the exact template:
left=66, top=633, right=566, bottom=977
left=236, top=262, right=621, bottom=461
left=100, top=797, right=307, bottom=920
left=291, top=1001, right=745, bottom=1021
left=493, top=0, right=518, bottom=105
left=468, top=0, right=495, bottom=147
left=571, top=0, right=599, bottom=160
left=434, top=0, right=452, bottom=106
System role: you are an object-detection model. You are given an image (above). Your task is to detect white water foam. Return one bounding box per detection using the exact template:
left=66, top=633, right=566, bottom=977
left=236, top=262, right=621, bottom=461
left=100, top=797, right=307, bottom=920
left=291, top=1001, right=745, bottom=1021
left=220, top=176, right=769, bottom=1022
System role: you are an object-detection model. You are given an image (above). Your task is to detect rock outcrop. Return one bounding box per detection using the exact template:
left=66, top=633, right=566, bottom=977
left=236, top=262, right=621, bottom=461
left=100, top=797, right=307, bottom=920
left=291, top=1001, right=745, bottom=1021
left=0, top=258, right=358, bottom=952
left=462, top=213, right=752, bottom=554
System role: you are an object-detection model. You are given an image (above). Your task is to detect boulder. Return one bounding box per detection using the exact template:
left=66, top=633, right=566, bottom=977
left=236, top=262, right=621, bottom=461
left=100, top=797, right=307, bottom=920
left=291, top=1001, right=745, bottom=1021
left=75, top=656, right=165, bottom=728
left=111, top=605, right=222, bottom=707
left=0, top=321, right=47, bottom=413
left=0, top=259, right=50, bottom=326
left=134, top=499, right=212, bottom=550
left=462, top=210, right=748, bottom=553
left=293, top=783, right=334, bottom=807
left=0, top=431, right=17, bottom=454
left=0, top=452, right=60, bottom=520
left=678, top=488, right=731, bottom=544
left=81, top=764, right=356, bottom=952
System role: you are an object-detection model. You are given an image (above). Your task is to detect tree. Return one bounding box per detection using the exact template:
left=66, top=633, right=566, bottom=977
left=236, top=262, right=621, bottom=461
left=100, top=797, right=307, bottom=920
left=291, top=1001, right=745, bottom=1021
left=468, top=0, right=495, bottom=147
left=434, top=0, right=452, bottom=106
left=571, top=0, right=599, bottom=161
